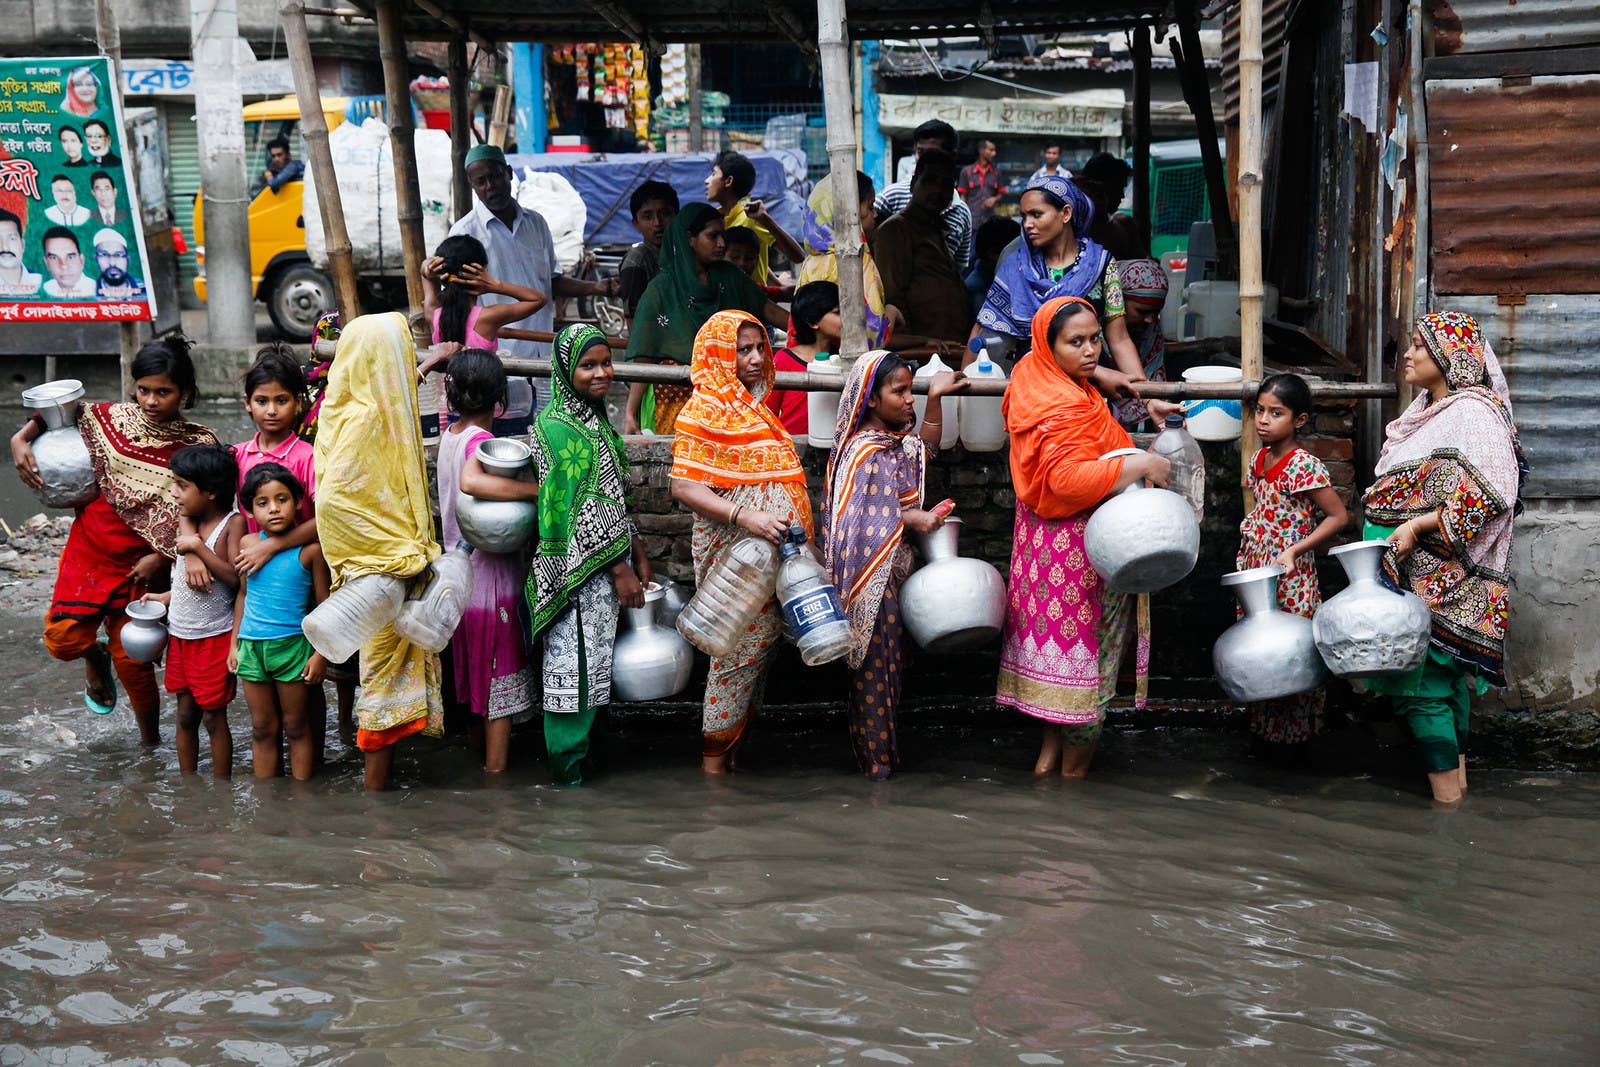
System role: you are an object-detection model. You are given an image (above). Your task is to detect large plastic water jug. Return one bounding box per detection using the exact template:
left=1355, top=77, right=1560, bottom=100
left=806, top=352, right=844, bottom=449
left=959, top=344, right=1008, bottom=452
left=1179, top=281, right=1281, bottom=340
left=1159, top=252, right=1187, bottom=341
left=912, top=353, right=959, bottom=451
left=302, top=573, right=407, bottom=663
left=392, top=543, right=475, bottom=653
left=1151, top=414, right=1206, bottom=523
left=1180, top=365, right=1244, bottom=442
left=775, top=525, right=853, bottom=666
left=676, top=535, right=780, bottom=657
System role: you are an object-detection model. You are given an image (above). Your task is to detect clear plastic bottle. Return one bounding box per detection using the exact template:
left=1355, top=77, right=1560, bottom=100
left=302, top=573, right=407, bottom=663
left=676, top=534, right=780, bottom=657
left=806, top=351, right=844, bottom=449
left=959, top=342, right=1008, bottom=452
left=392, top=543, right=476, bottom=653
left=1152, top=413, right=1206, bottom=523
left=775, top=524, right=854, bottom=666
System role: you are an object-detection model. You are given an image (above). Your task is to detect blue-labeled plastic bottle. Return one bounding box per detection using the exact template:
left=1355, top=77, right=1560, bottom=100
left=775, top=524, right=854, bottom=666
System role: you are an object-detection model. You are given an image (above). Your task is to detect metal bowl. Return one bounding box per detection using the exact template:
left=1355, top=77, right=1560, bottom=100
left=21, top=379, right=86, bottom=430
left=477, top=437, right=532, bottom=477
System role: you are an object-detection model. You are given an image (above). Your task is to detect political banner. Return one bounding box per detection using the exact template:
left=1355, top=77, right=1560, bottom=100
left=0, top=56, right=155, bottom=323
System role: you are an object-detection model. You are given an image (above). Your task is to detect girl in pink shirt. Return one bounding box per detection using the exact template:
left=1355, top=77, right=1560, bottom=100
left=419, top=234, right=549, bottom=374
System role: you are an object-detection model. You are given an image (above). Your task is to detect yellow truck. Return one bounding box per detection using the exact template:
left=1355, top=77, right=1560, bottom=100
left=193, top=95, right=348, bottom=340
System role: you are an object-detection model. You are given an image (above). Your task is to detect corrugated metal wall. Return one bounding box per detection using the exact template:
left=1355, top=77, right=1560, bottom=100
left=1425, top=75, right=1600, bottom=296
left=1447, top=294, right=1600, bottom=498
left=1431, top=0, right=1600, bottom=55
left=1221, top=0, right=1290, bottom=121
left=162, top=102, right=203, bottom=309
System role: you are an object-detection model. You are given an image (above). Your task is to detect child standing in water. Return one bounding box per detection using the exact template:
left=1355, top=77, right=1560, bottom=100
left=231, top=463, right=329, bottom=780
left=1237, top=373, right=1348, bottom=746
left=436, top=349, right=539, bottom=772
left=143, top=444, right=246, bottom=776
left=10, top=337, right=218, bottom=739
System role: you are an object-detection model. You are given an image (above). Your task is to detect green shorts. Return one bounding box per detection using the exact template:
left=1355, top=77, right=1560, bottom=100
left=236, top=634, right=314, bottom=684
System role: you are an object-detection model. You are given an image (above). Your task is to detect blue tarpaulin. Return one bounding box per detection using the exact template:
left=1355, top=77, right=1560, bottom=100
left=504, top=149, right=810, bottom=248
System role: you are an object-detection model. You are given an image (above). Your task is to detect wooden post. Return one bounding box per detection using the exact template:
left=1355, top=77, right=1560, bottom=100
left=448, top=33, right=472, bottom=221
left=1131, top=24, right=1153, bottom=257
left=686, top=44, right=704, bottom=152
left=283, top=2, right=360, bottom=320
left=487, top=85, right=513, bottom=149
left=94, top=0, right=138, bottom=397
left=1238, top=0, right=1265, bottom=501
left=817, top=0, right=868, bottom=359
left=376, top=0, right=428, bottom=316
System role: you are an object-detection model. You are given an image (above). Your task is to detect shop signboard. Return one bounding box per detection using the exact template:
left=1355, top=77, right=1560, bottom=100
left=877, top=90, right=1124, bottom=139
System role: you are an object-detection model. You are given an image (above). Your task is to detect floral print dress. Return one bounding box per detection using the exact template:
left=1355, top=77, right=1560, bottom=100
left=1236, top=446, right=1333, bottom=744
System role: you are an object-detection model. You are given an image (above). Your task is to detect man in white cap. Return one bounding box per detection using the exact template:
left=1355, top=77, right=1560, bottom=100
left=435, top=143, right=618, bottom=431
left=92, top=228, right=145, bottom=300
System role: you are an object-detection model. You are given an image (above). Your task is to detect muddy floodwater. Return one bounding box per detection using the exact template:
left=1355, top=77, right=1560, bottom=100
left=1, top=607, right=1597, bottom=1065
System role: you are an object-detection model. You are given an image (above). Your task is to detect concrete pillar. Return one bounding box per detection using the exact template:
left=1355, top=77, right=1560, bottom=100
left=511, top=43, right=548, bottom=153
left=190, top=0, right=255, bottom=350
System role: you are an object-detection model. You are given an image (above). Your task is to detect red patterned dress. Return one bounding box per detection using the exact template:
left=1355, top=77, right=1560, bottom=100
left=1236, top=446, right=1333, bottom=743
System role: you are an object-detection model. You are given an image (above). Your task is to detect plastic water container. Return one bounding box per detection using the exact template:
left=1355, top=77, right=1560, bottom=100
left=1179, top=281, right=1281, bottom=341
left=913, top=352, right=959, bottom=451
left=806, top=352, right=844, bottom=449
left=1151, top=414, right=1206, bottom=523
left=1180, top=365, right=1244, bottom=442
left=959, top=343, right=1008, bottom=452
left=775, top=525, right=853, bottom=666
left=676, top=535, right=780, bottom=657
left=302, top=573, right=407, bottom=663
left=392, top=543, right=475, bottom=653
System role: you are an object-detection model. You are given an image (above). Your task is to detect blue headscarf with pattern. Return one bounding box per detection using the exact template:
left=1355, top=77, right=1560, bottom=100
left=975, top=174, right=1110, bottom=338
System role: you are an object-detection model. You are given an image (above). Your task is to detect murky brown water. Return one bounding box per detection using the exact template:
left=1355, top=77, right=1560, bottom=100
left=1, top=608, right=1597, bottom=1065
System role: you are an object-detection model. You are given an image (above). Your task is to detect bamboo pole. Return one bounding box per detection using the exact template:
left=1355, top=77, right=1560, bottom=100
left=1131, top=24, right=1153, bottom=256
left=487, top=85, right=513, bottom=149
left=377, top=0, right=428, bottom=315
left=448, top=33, right=472, bottom=221
left=283, top=2, right=361, bottom=320
left=1238, top=0, right=1265, bottom=503
left=495, top=353, right=1397, bottom=399
left=817, top=0, right=869, bottom=359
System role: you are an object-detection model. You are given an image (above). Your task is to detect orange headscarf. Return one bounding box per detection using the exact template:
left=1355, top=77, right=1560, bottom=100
left=670, top=310, right=813, bottom=530
left=1002, top=296, right=1133, bottom=519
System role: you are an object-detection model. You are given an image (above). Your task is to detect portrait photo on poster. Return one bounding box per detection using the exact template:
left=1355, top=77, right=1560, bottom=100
left=0, top=56, right=155, bottom=323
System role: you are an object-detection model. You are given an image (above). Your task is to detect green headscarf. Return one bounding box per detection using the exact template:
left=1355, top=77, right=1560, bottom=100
left=526, top=324, right=634, bottom=638
left=625, top=201, right=768, bottom=365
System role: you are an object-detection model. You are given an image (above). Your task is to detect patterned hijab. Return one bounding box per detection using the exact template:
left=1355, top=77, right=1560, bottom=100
left=1119, top=258, right=1169, bottom=305
left=527, top=323, right=634, bottom=639
left=78, top=402, right=219, bottom=557
left=670, top=310, right=812, bottom=524
left=797, top=173, right=890, bottom=346
left=977, top=174, right=1110, bottom=338
left=823, top=351, right=925, bottom=668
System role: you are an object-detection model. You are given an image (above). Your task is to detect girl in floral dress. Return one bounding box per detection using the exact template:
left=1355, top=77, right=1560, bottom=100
left=1237, top=373, right=1348, bottom=745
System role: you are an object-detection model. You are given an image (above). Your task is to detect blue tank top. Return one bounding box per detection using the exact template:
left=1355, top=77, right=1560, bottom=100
left=239, top=534, right=314, bottom=641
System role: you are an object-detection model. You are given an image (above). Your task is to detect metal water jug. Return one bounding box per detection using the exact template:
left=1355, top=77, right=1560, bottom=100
left=654, top=578, right=690, bottom=630
left=1083, top=448, right=1200, bottom=593
left=454, top=437, right=537, bottom=554
left=1312, top=540, right=1433, bottom=677
left=21, top=380, right=97, bottom=509
left=1213, top=565, right=1329, bottom=701
left=613, top=583, right=695, bottom=701
left=120, top=600, right=169, bottom=664
left=900, top=517, right=1007, bottom=651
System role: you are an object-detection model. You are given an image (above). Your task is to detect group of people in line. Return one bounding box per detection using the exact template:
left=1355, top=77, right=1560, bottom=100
left=10, top=136, right=1526, bottom=805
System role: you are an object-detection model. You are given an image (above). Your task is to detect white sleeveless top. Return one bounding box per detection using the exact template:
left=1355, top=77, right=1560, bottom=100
left=168, top=511, right=238, bottom=640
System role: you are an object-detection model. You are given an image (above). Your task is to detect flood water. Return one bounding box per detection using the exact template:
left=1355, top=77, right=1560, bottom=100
left=2, top=610, right=1597, bottom=1065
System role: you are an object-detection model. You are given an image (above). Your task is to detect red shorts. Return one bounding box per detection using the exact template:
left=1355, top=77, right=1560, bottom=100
left=164, top=633, right=237, bottom=710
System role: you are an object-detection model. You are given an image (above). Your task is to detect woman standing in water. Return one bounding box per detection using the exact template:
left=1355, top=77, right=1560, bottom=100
left=669, top=310, right=812, bottom=774
left=997, top=297, right=1169, bottom=777
left=529, top=324, right=651, bottom=786
left=1362, top=311, right=1525, bottom=805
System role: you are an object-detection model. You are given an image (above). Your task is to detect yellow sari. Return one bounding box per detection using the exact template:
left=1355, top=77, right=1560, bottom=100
left=313, top=311, right=443, bottom=750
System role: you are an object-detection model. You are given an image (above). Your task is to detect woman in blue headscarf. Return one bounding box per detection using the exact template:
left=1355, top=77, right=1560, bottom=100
left=971, top=174, right=1148, bottom=390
